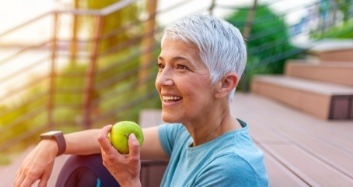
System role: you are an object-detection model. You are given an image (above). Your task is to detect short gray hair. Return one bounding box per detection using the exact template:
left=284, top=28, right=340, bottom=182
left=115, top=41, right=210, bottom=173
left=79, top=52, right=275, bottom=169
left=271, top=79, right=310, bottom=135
left=162, top=14, right=247, bottom=102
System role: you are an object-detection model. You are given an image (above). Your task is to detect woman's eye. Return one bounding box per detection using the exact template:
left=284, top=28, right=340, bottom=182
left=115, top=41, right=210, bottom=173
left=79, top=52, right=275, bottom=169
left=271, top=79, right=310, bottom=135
left=177, top=64, right=188, bottom=70
left=157, top=63, right=164, bottom=69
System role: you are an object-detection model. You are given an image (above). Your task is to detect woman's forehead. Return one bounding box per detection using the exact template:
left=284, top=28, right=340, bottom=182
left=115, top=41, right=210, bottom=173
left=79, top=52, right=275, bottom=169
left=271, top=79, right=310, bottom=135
left=160, top=39, right=199, bottom=58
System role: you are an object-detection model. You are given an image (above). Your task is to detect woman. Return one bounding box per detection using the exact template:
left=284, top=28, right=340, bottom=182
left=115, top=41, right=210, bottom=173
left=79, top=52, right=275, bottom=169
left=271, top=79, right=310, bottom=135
left=14, top=14, right=268, bottom=187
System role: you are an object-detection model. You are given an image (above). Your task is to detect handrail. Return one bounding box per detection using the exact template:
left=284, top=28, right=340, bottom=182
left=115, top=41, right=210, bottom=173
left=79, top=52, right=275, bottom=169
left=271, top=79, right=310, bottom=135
left=100, top=0, right=138, bottom=16
left=55, top=0, right=138, bottom=16
left=0, top=12, right=52, bottom=38
left=0, top=0, right=139, bottom=39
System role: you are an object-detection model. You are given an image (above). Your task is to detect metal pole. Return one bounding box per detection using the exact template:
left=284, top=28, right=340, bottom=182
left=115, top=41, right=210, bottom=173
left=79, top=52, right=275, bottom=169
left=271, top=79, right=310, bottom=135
left=242, top=0, right=258, bottom=41
left=70, top=0, right=79, bottom=64
left=82, top=15, right=103, bottom=129
left=241, top=0, right=258, bottom=92
left=47, top=11, right=59, bottom=130
left=209, top=0, right=216, bottom=16
left=138, top=0, right=157, bottom=86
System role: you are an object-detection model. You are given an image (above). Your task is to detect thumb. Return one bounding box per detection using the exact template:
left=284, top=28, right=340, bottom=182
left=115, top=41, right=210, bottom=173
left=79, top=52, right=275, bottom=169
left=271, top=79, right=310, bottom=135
left=128, top=134, right=140, bottom=156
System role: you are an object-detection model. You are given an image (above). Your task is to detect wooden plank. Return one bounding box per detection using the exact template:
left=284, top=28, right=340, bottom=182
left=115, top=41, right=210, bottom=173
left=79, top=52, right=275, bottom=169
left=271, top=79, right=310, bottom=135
left=238, top=95, right=353, bottom=175
left=232, top=93, right=353, bottom=186
left=269, top=144, right=353, bottom=186
left=285, top=60, right=353, bottom=87
left=236, top=93, right=353, bottom=153
left=253, top=76, right=353, bottom=95
left=251, top=75, right=353, bottom=119
left=263, top=152, right=309, bottom=187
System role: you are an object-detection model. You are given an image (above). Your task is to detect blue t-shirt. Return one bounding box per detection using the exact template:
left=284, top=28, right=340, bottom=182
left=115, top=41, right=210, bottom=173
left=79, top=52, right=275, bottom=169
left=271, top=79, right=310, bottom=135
left=158, top=119, right=268, bottom=187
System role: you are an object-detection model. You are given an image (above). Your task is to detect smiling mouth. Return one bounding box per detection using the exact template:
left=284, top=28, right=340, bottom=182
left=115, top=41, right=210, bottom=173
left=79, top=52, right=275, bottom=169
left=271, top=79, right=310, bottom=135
left=162, top=96, right=182, bottom=102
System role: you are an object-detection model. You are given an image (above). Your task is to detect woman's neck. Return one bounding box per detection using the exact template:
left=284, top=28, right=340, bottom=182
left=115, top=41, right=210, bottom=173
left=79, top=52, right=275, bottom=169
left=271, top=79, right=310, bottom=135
left=184, top=109, right=241, bottom=146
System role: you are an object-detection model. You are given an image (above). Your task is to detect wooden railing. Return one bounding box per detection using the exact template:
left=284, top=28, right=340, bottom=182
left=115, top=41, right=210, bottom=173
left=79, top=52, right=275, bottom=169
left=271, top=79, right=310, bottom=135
left=0, top=0, right=148, bottom=151
left=0, top=0, right=215, bottom=152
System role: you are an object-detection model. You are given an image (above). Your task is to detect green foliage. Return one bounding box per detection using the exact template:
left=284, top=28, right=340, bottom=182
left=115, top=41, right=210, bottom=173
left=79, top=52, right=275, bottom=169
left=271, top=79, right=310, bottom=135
left=312, top=19, right=353, bottom=39
left=93, top=47, right=161, bottom=126
left=79, top=0, right=141, bottom=53
left=0, top=153, right=11, bottom=166
left=226, top=5, right=303, bottom=91
left=329, top=0, right=352, bottom=22
left=0, top=91, right=46, bottom=153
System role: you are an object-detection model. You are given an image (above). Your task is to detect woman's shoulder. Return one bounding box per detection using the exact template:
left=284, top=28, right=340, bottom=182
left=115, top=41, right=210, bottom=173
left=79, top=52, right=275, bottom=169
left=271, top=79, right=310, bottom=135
left=194, top=152, right=268, bottom=186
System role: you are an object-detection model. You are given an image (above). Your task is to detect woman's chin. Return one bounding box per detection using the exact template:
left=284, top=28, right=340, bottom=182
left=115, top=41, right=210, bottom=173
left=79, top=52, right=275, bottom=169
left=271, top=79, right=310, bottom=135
left=161, top=111, right=179, bottom=123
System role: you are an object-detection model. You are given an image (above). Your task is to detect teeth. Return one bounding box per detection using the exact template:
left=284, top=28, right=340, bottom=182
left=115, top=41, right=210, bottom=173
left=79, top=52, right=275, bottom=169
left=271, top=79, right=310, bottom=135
left=163, top=96, right=181, bottom=101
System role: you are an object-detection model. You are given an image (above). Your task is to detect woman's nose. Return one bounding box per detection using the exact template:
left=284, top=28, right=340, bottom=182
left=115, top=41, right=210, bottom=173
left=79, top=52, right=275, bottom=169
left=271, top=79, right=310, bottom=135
left=156, top=69, right=174, bottom=86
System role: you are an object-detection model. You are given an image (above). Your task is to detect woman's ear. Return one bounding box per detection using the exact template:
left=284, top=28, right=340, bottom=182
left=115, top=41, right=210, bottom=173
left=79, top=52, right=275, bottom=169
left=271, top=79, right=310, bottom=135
left=214, top=73, right=238, bottom=99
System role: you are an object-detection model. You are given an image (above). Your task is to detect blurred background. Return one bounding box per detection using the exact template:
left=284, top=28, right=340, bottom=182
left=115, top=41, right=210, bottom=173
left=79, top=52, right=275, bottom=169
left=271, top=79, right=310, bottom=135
left=0, top=0, right=352, bottom=185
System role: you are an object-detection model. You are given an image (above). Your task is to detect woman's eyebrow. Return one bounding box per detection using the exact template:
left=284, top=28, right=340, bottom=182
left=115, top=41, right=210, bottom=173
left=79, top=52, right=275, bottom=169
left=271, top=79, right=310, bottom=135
left=158, top=55, right=189, bottom=63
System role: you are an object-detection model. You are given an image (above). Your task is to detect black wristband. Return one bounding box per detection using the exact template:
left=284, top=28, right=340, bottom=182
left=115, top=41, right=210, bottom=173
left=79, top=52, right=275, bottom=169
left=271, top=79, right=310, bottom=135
left=40, top=131, right=66, bottom=156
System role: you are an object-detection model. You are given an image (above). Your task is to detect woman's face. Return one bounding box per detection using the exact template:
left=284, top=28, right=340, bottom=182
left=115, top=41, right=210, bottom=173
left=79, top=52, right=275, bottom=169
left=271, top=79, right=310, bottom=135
left=155, top=38, right=216, bottom=123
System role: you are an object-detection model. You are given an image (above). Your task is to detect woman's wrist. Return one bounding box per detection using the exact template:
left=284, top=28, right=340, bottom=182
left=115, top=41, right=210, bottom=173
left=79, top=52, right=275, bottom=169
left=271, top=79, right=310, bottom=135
left=39, top=139, right=59, bottom=157
left=40, top=131, right=66, bottom=156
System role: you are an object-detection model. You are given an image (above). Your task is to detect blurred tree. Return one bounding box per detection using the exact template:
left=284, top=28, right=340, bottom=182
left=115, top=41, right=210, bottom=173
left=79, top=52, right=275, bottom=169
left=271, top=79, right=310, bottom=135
left=333, top=0, right=353, bottom=22
left=226, top=5, right=302, bottom=91
left=78, top=0, right=140, bottom=54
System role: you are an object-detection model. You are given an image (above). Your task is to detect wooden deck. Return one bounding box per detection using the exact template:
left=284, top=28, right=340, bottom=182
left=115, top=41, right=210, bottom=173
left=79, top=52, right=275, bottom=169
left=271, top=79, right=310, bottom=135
left=232, top=93, right=353, bottom=186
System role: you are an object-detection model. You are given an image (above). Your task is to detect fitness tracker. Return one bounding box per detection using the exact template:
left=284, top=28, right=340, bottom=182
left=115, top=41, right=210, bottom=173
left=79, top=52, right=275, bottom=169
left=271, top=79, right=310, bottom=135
left=40, top=131, right=66, bottom=156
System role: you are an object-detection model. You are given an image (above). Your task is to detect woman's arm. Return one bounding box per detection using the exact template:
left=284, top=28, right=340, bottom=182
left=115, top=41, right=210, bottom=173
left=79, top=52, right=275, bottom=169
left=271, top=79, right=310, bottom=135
left=14, top=124, right=168, bottom=187
left=64, top=129, right=101, bottom=155
left=140, top=126, right=169, bottom=161
left=14, top=129, right=101, bottom=187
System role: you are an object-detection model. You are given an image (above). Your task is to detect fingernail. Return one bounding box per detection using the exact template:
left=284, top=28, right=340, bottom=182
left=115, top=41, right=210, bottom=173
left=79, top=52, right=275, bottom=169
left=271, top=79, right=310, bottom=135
left=129, top=133, right=136, bottom=140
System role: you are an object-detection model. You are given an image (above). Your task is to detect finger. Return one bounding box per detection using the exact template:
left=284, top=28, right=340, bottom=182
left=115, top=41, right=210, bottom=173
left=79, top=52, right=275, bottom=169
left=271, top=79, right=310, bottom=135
left=97, top=125, right=115, bottom=153
left=128, top=134, right=140, bottom=157
left=21, top=177, right=37, bottom=187
left=38, top=179, right=48, bottom=187
left=14, top=170, right=25, bottom=187
left=97, top=125, right=112, bottom=144
left=38, top=168, right=52, bottom=187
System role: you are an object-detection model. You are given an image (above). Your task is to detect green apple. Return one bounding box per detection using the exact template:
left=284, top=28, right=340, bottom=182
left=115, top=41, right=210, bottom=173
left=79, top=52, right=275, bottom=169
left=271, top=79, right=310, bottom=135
left=109, top=121, right=144, bottom=154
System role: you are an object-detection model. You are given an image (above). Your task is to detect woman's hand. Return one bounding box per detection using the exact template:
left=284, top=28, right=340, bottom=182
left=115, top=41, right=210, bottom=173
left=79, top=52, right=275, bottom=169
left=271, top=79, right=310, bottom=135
left=14, top=140, right=58, bottom=187
left=97, top=125, right=142, bottom=187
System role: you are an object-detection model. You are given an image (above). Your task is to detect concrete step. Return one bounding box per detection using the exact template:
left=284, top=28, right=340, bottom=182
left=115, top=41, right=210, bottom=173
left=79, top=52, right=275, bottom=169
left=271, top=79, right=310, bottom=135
left=251, top=75, right=353, bottom=120
left=285, top=60, right=353, bottom=87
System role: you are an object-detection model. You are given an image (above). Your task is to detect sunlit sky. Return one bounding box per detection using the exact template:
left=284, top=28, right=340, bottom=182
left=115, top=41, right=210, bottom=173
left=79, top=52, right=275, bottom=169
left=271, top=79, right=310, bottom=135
left=0, top=0, right=319, bottom=33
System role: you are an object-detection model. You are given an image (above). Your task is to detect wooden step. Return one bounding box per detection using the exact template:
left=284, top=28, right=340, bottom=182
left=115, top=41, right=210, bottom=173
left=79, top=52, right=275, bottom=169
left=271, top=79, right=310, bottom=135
left=313, top=48, right=353, bottom=62
left=285, top=60, right=353, bottom=87
left=306, top=39, right=353, bottom=62
left=232, top=93, right=353, bottom=186
left=251, top=75, right=353, bottom=120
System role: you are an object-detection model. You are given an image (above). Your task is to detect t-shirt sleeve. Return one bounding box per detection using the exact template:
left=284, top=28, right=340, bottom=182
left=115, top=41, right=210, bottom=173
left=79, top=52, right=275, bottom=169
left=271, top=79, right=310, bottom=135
left=192, top=154, right=268, bottom=187
left=158, top=123, right=184, bottom=156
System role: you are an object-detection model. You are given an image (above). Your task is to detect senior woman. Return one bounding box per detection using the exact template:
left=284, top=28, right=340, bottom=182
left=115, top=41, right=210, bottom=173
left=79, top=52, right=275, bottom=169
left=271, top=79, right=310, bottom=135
left=14, top=14, right=268, bottom=187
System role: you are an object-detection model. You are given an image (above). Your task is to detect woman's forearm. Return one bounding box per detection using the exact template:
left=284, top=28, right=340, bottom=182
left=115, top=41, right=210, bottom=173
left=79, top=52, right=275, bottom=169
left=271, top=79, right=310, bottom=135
left=64, top=129, right=102, bottom=155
